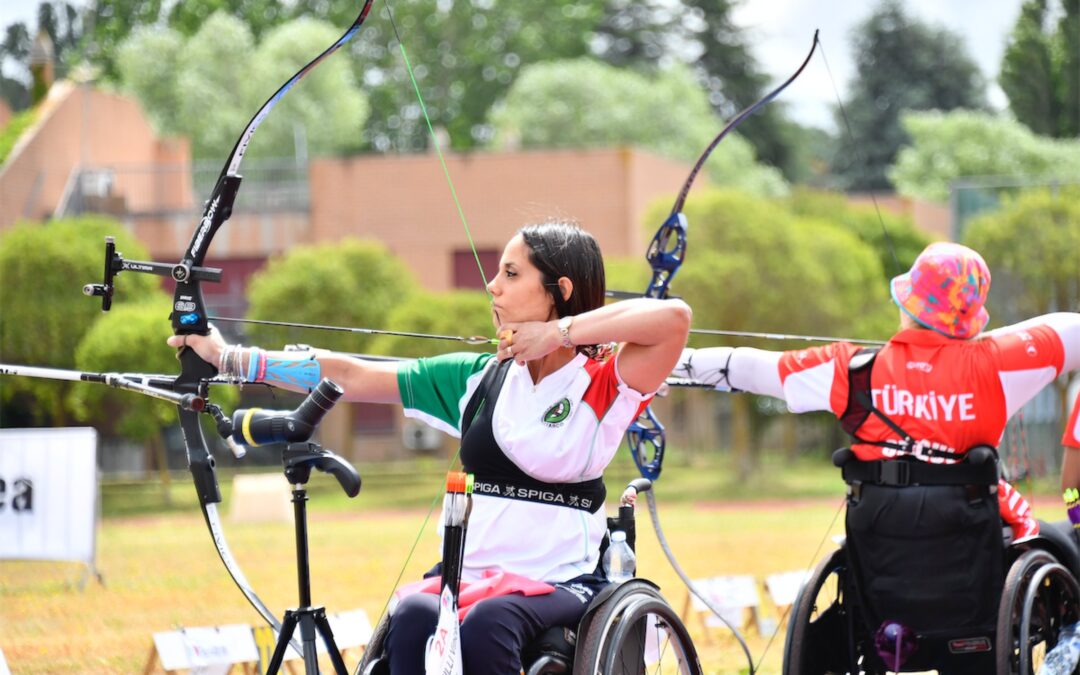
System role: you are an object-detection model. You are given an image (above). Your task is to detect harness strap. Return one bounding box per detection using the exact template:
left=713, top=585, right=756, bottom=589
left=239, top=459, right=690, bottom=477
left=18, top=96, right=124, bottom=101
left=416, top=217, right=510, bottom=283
left=460, top=358, right=606, bottom=514
left=842, top=458, right=998, bottom=487
left=840, top=347, right=956, bottom=460
left=461, top=358, right=512, bottom=438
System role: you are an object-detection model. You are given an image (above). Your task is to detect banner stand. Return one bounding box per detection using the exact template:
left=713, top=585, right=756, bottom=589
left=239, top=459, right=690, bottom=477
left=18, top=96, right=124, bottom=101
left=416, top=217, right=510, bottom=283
left=0, top=427, right=103, bottom=590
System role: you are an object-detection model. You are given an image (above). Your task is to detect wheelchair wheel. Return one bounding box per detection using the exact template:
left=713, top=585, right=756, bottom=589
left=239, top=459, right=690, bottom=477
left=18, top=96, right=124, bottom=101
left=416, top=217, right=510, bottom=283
left=996, top=549, right=1080, bottom=674
left=355, top=613, right=389, bottom=675
left=573, top=579, right=701, bottom=675
left=784, top=548, right=879, bottom=675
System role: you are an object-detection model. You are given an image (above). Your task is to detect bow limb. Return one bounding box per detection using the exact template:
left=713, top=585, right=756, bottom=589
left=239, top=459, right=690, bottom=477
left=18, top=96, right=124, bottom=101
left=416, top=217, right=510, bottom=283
left=165, top=0, right=374, bottom=647
left=630, top=26, right=820, bottom=482
left=626, top=32, right=822, bottom=674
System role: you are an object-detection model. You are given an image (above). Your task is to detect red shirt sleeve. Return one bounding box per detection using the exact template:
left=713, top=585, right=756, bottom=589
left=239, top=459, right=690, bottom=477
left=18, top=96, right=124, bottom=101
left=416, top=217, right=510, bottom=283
left=582, top=356, right=653, bottom=419
left=778, top=342, right=863, bottom=416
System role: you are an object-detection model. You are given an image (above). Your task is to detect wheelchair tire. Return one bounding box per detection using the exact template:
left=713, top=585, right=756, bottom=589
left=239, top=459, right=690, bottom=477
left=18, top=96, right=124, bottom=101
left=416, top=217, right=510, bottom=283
left=784, top=548, right=879, bottom=675
left=997, top=549, right=1080, bottom=674
left=355, top=613, right=389, bottom=675
left=572, top=579, right=702, bottom=675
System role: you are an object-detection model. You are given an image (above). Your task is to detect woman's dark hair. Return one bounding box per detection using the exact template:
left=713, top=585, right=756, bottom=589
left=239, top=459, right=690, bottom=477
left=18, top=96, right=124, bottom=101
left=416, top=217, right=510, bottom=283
left=518, top=220, right=606, bottom=321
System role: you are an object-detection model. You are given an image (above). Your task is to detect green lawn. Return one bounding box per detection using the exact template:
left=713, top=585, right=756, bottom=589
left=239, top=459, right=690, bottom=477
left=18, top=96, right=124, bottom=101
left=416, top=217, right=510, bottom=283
left=1, top=451, right=1064, bottom=674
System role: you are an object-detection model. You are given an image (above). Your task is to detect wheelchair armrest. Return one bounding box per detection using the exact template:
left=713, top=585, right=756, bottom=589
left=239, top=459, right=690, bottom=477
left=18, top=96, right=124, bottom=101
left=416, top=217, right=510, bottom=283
left=1016, top=520, right=1080, bottom=580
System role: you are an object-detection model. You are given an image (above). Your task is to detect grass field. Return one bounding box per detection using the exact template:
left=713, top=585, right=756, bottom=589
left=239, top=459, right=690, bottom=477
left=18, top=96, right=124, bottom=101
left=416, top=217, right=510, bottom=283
left=0, top=453, right=1063, bottom=674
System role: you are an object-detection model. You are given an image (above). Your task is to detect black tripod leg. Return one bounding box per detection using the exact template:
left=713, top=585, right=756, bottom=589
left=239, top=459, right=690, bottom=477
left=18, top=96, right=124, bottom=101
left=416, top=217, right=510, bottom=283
left=266, top=610, right=299, bottom=675
left=313, top=608, right=350, bottom=675
left=299, top=612, right=320, bottom=675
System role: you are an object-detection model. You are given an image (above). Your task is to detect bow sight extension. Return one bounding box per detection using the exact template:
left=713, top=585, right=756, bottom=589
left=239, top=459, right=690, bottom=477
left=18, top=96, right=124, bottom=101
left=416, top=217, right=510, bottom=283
left=82, top=235, right=224, bottom=312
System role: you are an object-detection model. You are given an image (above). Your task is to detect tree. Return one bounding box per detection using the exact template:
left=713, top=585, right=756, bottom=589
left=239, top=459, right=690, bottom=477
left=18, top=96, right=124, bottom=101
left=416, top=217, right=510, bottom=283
left=243, top=17, right=368, bottom=161
left=0, top=217, right=163, bottom=425
left=116, top=12, right=369, bottom=161
left=81, top=0, right=165, bottom=81
left=243, top=239, right=418, bottom=354
left=172, top=13, right=257, bottom=160
left=964, top=188, right=1080, bottom=322
left=830, top=0, right=988, bottom=191
left=335, top=0, right=602, bottom=151
left=1057, top=0, right=1080, bottom=137
left=643, top=189, right=892, bottom=479
left=1, top=2, right=82, bottom=110
left=489, top=58, right=787, bottom=196
left=1000, top=0, right=1080, bottom=138
left=786, top=187, right=931, bottom=281
left=591, top=0, right=677, bottom=68
left=890, top=110, right=1080, bottom=202
left=115, top=27, right=184, bottom=134
left=167, top=0, right=287, bottom=40
left=963, top=188, right=1080, bottom=427
left=369, top=290, right=493, bottom=359
left=681, top=0, right=803, bottom=180
left=66, top=0, right=289, bottom=85
left=69, top=303, right=238, bottom=494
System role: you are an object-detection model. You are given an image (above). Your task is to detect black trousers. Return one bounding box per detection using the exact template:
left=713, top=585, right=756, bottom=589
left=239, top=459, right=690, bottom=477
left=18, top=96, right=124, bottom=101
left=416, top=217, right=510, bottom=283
left=385, top=582, right=600, bottom=675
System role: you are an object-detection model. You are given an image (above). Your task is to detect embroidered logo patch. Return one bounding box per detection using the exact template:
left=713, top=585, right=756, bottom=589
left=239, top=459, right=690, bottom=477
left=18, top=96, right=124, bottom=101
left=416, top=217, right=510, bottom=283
left=543, top=398, right=572, bottom=426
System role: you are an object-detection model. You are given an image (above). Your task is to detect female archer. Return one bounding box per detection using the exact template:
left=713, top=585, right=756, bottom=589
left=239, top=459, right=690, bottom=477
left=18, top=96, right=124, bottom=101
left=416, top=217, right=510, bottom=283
left=170, top=221, right=691, bottom=674
left=673, top=241, right=1080, bottom=540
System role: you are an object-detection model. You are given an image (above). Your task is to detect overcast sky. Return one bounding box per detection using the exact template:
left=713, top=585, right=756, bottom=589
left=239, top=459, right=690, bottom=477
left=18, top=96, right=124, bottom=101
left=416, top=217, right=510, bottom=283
left=2, top=0, right=1024, bottom=129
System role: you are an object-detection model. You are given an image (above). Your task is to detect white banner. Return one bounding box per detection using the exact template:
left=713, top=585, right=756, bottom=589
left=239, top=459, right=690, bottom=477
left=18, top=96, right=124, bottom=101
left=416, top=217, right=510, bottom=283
left=0, top=427, right=98, bottom=566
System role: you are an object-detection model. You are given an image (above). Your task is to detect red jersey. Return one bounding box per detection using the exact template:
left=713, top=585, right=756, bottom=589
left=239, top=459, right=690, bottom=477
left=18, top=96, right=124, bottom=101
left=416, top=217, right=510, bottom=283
left=774, top=315, right=1079, bottom=538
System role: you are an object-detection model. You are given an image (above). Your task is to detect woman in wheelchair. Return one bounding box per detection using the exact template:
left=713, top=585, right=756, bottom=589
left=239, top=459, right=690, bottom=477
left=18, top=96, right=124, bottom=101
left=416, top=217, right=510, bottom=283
left=673, top=242, right=1080, bottom=539
left=673, top=242, right=1080, bottom=673
left=171, top=220, right=692, bottom=675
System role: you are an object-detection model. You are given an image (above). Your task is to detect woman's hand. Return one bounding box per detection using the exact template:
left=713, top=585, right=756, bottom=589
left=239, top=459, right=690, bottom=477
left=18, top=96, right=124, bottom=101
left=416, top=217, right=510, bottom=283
left=496, top=321, right=562, bottom=365
left=165, top=326, right=227, bottom=367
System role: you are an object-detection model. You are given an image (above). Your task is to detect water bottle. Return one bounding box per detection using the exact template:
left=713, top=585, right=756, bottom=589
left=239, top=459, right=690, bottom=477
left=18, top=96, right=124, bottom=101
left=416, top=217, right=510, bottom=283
left=603, top=530, right=635, bottom=583
left=1039, top=622, right=1080, bottom=675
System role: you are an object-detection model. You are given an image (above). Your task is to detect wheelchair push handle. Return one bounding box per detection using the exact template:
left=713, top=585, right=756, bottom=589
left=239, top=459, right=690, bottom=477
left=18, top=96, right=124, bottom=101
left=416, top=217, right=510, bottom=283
left=620, top=478, right=653, bottom=507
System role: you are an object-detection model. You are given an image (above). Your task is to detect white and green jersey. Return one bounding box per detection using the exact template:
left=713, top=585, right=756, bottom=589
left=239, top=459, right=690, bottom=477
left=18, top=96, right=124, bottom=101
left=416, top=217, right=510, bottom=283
left=397, top=352, right=652, bottom=583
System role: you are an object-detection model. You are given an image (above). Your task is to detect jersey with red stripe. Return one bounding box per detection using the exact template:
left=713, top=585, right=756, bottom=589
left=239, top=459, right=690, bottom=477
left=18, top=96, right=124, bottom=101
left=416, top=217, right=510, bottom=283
left=397, top=351, right=652, bottom=582
left=775, top=314, right=1080, bottom=537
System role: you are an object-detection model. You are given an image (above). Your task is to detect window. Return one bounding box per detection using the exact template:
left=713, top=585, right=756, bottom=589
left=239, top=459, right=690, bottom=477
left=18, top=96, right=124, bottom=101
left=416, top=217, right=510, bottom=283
left=452, top=249, right=499, bottom=289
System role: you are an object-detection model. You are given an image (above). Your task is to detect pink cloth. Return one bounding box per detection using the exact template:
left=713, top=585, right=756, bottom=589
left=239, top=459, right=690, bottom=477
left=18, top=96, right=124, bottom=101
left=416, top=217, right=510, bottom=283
left=394, top=570, right=556, bottom=620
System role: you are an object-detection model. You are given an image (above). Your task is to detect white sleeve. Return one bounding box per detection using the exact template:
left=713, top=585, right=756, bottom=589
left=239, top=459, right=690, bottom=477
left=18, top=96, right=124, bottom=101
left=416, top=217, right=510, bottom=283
left=673, top=347, right=784, bottom=399
left=985, top=312, right=1080, bottom=372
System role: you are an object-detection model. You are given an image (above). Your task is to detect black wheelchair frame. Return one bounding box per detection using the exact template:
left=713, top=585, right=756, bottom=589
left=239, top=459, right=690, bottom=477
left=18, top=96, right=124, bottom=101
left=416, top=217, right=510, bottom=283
left=356, top=480, right=703, bottom=675
left=783, top=447, right=1080, bottom=675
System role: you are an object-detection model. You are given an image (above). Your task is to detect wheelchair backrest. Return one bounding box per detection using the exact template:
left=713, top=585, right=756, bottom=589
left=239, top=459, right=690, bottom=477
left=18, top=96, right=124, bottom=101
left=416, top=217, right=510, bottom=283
left=837, top=447, right=1005, bottom=639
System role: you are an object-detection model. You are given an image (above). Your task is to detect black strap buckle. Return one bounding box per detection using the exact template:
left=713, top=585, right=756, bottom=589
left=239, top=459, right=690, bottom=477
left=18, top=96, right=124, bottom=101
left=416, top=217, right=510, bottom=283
left=879, top=460, right=911, bottom=486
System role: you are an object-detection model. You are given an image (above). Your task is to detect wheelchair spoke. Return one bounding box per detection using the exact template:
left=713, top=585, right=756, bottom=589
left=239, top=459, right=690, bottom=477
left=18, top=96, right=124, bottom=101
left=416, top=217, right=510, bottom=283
left=575, top=582, right=701, bottom=675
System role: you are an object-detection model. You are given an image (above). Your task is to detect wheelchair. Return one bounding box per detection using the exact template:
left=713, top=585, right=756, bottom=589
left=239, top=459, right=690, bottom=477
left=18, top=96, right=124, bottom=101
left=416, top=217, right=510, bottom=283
left=357, top=479, right=702, bottom=675
left=783, top=446, right=1080, bottom=675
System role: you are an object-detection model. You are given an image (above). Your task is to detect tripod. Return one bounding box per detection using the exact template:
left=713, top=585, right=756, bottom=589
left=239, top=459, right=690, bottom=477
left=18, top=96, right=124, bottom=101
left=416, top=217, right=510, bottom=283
left=265, top=441, right=362, bottom=675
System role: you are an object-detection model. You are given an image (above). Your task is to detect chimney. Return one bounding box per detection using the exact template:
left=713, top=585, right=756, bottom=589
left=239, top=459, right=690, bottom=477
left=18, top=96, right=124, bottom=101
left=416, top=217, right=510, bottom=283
left=29, top=31, right=55, bottom=105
